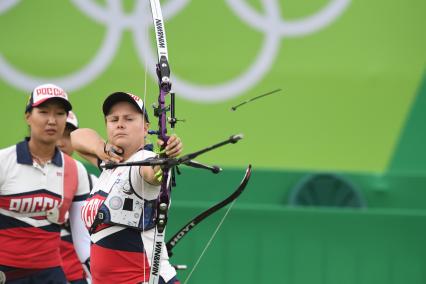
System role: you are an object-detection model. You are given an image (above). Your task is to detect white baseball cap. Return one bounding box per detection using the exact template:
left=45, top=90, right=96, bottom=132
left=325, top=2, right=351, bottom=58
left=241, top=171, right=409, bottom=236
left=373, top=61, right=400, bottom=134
left=66, top=111, right=79, bottom=130
left=25, top=83, right=72, bottom=113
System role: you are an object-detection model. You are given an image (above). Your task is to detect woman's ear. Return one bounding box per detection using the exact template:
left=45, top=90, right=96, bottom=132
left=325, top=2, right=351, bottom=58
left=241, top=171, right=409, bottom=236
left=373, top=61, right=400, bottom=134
left=24, top=112, right=31, bottom=125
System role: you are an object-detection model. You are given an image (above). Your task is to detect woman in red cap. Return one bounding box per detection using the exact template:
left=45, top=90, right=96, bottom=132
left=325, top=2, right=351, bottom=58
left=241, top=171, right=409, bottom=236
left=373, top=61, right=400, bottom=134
left=0, top=84, right=91, bottom=284
left=71, top=91, right=182, bottom=284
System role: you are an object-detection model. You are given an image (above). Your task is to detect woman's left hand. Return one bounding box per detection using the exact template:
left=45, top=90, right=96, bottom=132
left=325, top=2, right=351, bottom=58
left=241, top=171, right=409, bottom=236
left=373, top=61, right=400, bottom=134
left=158, top=134, right=183, bottom=158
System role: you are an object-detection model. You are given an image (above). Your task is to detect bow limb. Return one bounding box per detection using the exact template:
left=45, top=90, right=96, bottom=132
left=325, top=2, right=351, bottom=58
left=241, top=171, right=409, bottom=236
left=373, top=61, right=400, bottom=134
left=166, top=165, right=252, bottom=255
left=167, top=165, right=252, bottom=283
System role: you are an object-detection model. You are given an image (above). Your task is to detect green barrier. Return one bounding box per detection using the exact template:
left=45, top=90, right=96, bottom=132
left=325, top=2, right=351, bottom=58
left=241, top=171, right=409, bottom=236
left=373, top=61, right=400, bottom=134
left=167, top=205, right=426, bottom=284
left=155, top=166, right=426, bottom=283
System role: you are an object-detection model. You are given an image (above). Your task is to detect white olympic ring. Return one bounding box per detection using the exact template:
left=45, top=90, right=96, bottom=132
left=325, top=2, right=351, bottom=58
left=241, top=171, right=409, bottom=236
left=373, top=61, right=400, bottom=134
left=0, top=0, right=350, bottom=102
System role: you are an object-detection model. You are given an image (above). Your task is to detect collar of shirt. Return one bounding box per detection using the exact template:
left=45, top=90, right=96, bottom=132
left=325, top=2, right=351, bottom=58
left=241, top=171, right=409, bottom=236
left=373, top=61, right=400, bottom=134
left=16, top=137, right=63, bottom=167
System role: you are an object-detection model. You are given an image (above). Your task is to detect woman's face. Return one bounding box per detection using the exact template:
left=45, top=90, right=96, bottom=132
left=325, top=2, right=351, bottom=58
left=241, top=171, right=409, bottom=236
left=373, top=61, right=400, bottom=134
left=106, top=101, right=148, bottom=153
left=25, top=100, right=67, bottom=145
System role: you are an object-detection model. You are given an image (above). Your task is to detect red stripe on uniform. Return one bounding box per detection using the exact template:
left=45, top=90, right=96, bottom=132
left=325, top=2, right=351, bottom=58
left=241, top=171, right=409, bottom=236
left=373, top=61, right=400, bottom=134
left=60, top=240, right=86, bottom=281
left=0, top=227, right=61, bottom=268
left=91, top=243, right=150, bottom=284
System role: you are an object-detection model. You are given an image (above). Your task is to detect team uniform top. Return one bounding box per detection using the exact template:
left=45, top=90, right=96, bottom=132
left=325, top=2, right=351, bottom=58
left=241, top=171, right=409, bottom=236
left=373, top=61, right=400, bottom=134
left=81, top=149, right=176, bottom=284
left=0, top=139, right=91, bottom=269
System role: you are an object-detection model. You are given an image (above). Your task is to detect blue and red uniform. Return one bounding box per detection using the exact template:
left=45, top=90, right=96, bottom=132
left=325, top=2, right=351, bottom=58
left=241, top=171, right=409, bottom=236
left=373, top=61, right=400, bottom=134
left=0, top=139, right=90, bottom=283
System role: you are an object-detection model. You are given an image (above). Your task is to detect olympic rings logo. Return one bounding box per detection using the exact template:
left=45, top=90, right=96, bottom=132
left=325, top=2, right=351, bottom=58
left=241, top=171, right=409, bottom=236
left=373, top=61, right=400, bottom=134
left=0, top=0, right=350, bottom=102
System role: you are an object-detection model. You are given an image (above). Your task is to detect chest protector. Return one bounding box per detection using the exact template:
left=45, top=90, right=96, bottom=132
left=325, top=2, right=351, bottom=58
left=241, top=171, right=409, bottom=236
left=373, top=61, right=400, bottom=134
left=91, top=166, right=157, bottom=232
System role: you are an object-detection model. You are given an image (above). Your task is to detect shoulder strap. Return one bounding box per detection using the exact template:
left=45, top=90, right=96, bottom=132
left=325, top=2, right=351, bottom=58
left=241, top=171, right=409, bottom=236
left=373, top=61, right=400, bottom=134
left=58, top=153, right=79, bottom=223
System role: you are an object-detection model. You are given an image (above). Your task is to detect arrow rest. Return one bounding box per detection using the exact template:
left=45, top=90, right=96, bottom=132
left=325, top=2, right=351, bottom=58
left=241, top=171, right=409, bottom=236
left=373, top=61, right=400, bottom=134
left=152, top=103, right=170, bottom=118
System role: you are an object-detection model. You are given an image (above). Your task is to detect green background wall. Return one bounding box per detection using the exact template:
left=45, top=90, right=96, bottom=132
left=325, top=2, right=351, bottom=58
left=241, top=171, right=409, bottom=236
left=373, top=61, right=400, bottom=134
left=1, top=0, right=425, bottom=283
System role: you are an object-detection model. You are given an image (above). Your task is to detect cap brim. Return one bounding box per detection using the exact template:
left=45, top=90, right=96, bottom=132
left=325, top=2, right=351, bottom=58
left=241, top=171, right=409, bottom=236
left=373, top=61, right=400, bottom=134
left=31, top=97, right=72, bottom=112
left=102, top=92, right=149, bottom=122
left=66, top=122, right=78, bottom=130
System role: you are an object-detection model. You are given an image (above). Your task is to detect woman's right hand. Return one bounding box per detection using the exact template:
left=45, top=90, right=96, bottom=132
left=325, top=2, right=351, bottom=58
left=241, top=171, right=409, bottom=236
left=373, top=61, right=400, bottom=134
left=98, top=141, right=124, bottom=163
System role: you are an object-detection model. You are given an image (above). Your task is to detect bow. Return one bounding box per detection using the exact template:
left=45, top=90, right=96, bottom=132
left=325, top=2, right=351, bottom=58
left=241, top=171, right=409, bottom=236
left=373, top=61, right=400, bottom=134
left=142, top=1, right=251, bottom=282
left=147, top=0, right=174, bottom=283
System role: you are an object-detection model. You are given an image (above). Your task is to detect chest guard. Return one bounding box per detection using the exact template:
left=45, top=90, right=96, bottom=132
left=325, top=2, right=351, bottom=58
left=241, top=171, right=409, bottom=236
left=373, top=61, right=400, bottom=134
left=92, top=166, right=157, bottom=232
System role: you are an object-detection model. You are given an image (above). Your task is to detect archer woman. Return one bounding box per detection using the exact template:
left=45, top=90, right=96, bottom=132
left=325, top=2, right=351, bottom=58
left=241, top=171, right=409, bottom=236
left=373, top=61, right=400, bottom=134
left=71, top=92, right=182, bottom=284
left=0, top=84, right=91, bottom=283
